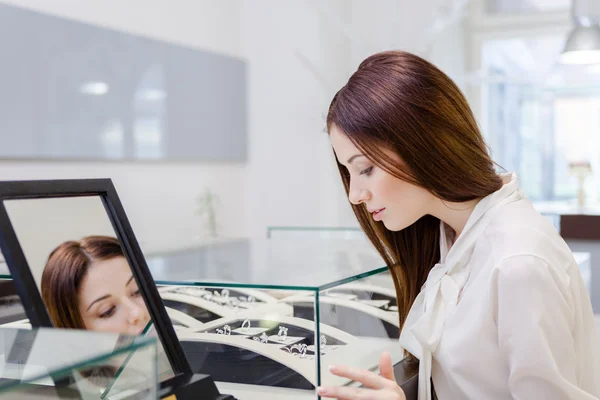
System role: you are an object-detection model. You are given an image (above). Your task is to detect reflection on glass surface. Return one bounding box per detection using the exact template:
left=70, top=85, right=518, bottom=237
left=2, top=196, right=174, bottom=382
left=147, top=238, right=386, bottom=290
left=0, top=327, right=156, bottom=399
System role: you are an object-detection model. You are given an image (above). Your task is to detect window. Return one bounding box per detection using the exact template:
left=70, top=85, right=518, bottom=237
left=474, top=33, right=600, bottom=202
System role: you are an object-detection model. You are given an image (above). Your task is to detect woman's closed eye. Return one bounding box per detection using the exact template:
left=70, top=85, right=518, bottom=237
left=131, top=289, right=141, bottom=298
left=99, top=306, right=116, bottom=319
left=360, top=166, right=373, bottom=176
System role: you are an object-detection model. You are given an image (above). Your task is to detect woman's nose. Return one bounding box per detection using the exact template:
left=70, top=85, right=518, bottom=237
left=126, top=301, right=143, bottom=325
left=348, top=186, right=370, bottom=205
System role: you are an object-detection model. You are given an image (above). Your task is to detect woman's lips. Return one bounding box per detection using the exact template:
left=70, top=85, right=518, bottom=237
left=372, top=208, right=385, bottom=221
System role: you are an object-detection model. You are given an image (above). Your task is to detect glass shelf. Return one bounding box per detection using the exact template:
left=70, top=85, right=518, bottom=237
left=145, top=238, right=386, bottom=291
left=0, top=327, right=157, bottom=399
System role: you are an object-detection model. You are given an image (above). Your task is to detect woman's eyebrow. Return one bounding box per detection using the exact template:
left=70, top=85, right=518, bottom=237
left=126, top=275, right=135, bottom=286
left=86, top=295, right=111, bottom=311
left=347, top=154, right=365, bottom=164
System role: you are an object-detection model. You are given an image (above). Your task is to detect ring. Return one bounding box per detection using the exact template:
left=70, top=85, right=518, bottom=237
left=216, top=325, right=231, bottom=335
left=277, top=326, right=288, bottom=341
left=252, top=332, right=268, bottom=343
left=291, top=343, right=308, bottom=358
left=241, top=319, right=251, bottom=331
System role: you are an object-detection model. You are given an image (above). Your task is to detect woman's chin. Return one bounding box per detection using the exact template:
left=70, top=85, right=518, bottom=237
left=381, top=219, right=402, bottom=232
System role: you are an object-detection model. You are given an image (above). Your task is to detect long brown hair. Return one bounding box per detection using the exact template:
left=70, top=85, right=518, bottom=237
left=326, top=51, right=502, bottom=337
left=41, top=236, right=124, bottom=329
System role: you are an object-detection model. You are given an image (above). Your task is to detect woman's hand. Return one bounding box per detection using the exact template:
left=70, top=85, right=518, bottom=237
left=317, top=351, right=406, bottom=400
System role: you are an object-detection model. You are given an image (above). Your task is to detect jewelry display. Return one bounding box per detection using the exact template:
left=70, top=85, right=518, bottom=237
left=282, top=343, right=308, bottom=359
left=277, top=326, right=288, bottom=341
left=241, top=319, right=251, bottom=331
left=232, top=295, right=257, bottom=309
left=210, top=290, right=231, bottom=305
left=166, top=286, right=265, bottom=312
left=252, top=332, right=269, bottom=344
left=216, top=324, right=231, bottom=335
left=231, top=319, right=269, bottom=336
left=172, top=286, right=211, bottom=297
left=307, top=334, right=337, bottom=355
left=160, top=271, right=404, bottom=390
left=227, top=296, right=240, bottom=309
left=267, top=334, right=303, bottom=345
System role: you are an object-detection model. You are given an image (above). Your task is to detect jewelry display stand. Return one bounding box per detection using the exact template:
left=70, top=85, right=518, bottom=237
left=144, top=237, right=411, bottom=398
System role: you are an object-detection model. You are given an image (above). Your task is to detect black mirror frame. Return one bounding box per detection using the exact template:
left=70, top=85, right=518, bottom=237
left=0, top=178, right=193, bottom=389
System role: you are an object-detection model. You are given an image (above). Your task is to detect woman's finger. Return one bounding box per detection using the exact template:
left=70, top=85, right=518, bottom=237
left=329, top=364, right=394, bottom=389
left=318, top=386, right=381, bottom=400
left=379, top=351, right=397, bottom=382
left=318, top=386, right=403, bottom=400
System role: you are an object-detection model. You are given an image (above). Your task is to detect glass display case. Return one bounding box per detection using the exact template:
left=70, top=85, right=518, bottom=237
left=0, top=327, right=157, bottom=399
left=0, top=238, right=407, bottom=398
left=144, top=238, right=402, bottom=396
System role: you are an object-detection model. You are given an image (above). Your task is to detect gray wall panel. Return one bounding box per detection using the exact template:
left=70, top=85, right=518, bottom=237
left=0, top=4, right=247, bottom=162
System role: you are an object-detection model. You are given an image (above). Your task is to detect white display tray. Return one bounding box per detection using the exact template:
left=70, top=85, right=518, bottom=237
left=281, top=294, right=399, bottom=327
left=160, top=292, right=293, bottom=320
left=177, top=315, right=404, bottom=387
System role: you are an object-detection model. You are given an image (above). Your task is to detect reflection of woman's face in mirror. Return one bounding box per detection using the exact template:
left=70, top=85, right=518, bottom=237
left=41, top=236, right=151, bottom=336
left=78, top=256, right=150, bottom=335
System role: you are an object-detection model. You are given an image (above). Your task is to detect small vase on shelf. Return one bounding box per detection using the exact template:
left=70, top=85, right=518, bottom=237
left=569, top=161, right=592, bottom=208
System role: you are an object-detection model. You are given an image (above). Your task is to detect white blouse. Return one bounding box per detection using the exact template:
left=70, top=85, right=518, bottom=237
left=399, top=173, right=600, bottom=400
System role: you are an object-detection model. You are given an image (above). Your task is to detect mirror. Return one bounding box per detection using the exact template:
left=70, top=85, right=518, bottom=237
left=2, top=195, right=175, bottom=383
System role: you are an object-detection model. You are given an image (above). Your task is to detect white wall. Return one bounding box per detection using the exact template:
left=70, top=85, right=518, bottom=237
left=241, top=0, right=360, bottom=236
left=349, top=0, right=468, bottom=79
left=0, top=0, right=247, bottom=252
left=241, top=0, right=470, bottom=236
left=0, top=0, right=469, bottom=244
left=0, top=0, right=243, bottom=58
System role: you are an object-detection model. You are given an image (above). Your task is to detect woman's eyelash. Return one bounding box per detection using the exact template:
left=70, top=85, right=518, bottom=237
left=99, top=307, right=116, bottom=318
left=360, top=167, right=373, bottom=176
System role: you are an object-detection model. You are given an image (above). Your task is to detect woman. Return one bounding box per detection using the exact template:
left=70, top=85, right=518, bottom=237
left=317, top=51, right=599, bottom=399
left=41, top=235, right=151, bottom=336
